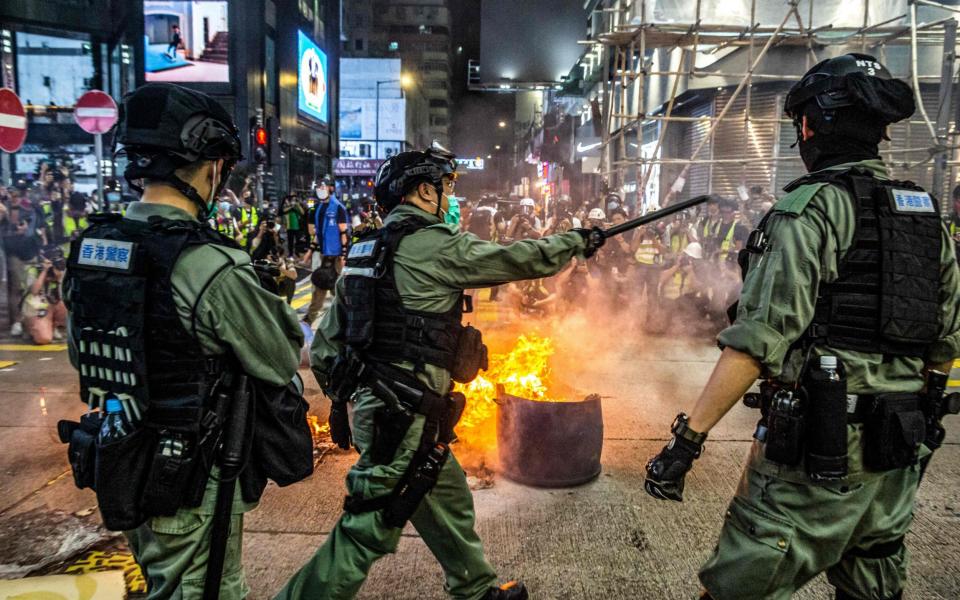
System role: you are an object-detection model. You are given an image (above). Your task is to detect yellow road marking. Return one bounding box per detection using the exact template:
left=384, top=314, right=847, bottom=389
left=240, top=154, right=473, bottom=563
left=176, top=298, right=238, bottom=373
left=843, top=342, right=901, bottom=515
left=0, top=361, right=17, bottom=369
left=292, top=294, right=312, bottom=311
left=953, top=359, right=960, bottom=369
left=949, top=380, right=960, bottom=388
left=64, top=550, right=146, bottom=594
left=0, top=344, right=67, bottom=352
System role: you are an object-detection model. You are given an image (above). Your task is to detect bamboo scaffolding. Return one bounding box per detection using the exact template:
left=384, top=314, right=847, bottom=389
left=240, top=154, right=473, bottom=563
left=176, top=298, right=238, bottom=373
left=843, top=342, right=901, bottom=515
left=585, top=0, right=956, bottom=199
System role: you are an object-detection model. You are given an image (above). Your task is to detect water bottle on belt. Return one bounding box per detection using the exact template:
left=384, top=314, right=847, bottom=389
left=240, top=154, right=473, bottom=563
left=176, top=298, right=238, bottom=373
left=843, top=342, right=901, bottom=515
left=99, top=397, right=130, bottom=443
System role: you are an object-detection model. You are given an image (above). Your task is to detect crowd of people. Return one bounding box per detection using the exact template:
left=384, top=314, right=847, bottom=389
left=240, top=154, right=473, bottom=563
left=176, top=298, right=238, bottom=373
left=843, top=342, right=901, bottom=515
left=453, top=186, right=775, bottom=337
left=4, top=159, right=959, bottom=347
left=0, top=162, right=99, bottom=345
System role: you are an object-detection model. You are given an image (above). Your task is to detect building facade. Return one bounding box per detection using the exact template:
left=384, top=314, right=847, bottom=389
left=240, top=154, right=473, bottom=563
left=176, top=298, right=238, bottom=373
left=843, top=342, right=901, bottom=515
left=0, top=0, right=341, bottom=197
left=341, top=0, right=452, bottom=146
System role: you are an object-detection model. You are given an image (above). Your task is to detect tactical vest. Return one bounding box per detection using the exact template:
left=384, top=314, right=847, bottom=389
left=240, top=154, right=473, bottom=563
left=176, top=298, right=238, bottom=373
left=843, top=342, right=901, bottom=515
left=719, top=221, right=738, bottom=253
left=342, top=216, right=478, bottom=379
left=786, top=168, right=942, bottom=357
left=634, top=238, right=660, bottom=265
left=65, top=213, right=236, bottom=413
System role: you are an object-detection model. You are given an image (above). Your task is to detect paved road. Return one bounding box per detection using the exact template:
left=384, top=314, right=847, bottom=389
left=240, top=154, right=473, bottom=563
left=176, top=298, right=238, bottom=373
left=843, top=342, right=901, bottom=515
left=1, top=316, right=959, bottom=599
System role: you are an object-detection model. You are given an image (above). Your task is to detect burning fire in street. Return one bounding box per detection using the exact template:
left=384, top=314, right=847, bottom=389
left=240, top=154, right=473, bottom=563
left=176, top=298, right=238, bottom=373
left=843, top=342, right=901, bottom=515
left=307, top=414, right=330, bottom=439
left=454, top=334, right=568, bottom=452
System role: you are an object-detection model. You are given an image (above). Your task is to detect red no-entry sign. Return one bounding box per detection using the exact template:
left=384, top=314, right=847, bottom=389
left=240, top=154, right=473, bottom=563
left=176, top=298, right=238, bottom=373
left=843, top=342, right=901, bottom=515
left=0, top=88, right=27, bottom=153
left=75, top=90, right=118, bottom=135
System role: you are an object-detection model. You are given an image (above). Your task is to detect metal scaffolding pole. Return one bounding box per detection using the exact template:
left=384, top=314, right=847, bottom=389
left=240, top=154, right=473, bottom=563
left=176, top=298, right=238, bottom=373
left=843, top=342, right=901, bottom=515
left=932, top=18, right=957, bottom=197
left=911, top=0, right=941, bottom=143
left=686, top=2, right=796, bottom=166
left=587, top=0, right=955, bottom=197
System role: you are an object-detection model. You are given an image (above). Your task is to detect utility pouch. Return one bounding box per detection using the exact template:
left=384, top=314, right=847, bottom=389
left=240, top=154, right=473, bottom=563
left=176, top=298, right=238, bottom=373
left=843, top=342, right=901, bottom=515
left=370, top=407, right=415, bottom=465
left=803, top=366, right=848, bottom=481
left=252, top=375, right=314, bottom=487
left=764, top=390, right=805, bottom=466
left=863, top=394, right=926, bottom=471
left=59, top=413, right=103, bottom=490
left=383, top=443, right=449, bottom=528
left=141, top=433, right=201, bottom=517
left=95, top=425, right=157, bottom=531
left=450, top=325, right=488, bottom=384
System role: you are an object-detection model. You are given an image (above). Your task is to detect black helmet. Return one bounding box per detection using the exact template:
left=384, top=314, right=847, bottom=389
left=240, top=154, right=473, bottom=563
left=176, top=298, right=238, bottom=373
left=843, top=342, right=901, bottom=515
left=784, top=53, right=915, bottom=134
left=114, top=83, right=242, bottom=215
left=373, top=142, right=457, bottom=213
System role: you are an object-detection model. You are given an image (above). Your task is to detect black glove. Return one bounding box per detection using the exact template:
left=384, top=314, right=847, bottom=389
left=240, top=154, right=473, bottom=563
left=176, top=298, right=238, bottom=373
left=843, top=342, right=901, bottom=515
left=645, top=413, right=706, bottom=502
left=328, top=403, right=352, bottom=450
left=574, top=227, right=605, bottom=258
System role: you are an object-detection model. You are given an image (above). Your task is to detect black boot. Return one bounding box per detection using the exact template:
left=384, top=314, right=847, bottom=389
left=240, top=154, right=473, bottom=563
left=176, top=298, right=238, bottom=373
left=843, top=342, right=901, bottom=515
left=483, top=581, right=528, bottom=600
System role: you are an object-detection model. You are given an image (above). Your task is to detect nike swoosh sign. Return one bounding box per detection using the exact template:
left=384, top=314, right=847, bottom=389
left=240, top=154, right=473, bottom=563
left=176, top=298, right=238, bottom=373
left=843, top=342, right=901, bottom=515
left=577, top=142, right=602, bottom=153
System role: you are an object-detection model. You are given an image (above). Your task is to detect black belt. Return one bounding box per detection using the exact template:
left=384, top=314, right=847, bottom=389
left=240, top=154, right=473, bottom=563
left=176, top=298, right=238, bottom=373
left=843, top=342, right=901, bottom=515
left=357, top=360, right=447, bottom=420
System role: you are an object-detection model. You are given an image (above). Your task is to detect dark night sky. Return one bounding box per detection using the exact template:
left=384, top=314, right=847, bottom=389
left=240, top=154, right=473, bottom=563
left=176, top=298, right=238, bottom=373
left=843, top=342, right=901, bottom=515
left=480, top=0, right=586, bottom=85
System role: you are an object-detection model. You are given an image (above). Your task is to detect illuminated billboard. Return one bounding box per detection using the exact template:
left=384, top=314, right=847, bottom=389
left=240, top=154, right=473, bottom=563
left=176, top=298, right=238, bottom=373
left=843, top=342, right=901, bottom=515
left=144, top=1, right=230, bottom=83
left=298, top=31, right=328, bottom=123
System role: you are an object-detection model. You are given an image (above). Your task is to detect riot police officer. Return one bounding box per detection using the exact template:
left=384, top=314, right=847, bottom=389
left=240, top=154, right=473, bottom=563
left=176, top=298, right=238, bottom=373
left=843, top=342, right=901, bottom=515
left=644, top=54, right=960, bottom=600
left=63, top=83, right=304, bottom=599
left=277, top=144, right=604, bottom=600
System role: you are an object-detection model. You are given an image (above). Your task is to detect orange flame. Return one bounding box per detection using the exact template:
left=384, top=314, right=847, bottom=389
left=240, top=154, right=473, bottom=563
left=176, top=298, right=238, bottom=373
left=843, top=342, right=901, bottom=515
left=455, top=334, right=566, bottom=450
left=307, top=414, right=330, bottom=437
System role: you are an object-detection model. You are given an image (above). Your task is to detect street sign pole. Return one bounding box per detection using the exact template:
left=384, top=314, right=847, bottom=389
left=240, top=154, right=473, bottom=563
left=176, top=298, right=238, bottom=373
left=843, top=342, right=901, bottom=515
left=95, top=133, right=104, bottom=211
left=74, top=90, right=118, bottom=211
left=255, top=108, right=264, bottom=209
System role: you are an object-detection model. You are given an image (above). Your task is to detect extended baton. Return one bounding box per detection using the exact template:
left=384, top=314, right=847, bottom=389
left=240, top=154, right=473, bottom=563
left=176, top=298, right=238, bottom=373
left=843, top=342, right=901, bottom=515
left=603, top=195, right=711, bottom=238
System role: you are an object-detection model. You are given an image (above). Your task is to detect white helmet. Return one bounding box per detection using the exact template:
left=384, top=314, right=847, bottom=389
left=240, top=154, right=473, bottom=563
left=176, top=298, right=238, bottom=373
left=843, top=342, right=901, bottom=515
left=588, top=207, right=606, bottom=221
left=683, top=242, right=704, bottom=260
left=520, top=197, right=536, bottom=208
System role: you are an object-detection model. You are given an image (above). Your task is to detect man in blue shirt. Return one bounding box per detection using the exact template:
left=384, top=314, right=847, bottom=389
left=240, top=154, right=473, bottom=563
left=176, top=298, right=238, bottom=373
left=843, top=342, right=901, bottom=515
left=305, top=175, right=349, bottom=325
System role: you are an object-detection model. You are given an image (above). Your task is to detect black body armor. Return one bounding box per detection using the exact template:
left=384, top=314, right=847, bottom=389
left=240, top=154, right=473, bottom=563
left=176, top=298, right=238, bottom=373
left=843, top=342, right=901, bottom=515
left=61, top=213, right=240, bottom=529
left=786, top=167, right=942, bottom=357
left=65, top=213, right=233, bottom=408
left=341, top=216, right=486, bottom=382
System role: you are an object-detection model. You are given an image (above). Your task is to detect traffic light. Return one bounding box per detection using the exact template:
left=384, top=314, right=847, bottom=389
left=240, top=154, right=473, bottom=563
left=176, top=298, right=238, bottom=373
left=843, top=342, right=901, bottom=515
left=254, top=126, right=268, bottom=165
left=249, top=115, right=269, bottom=165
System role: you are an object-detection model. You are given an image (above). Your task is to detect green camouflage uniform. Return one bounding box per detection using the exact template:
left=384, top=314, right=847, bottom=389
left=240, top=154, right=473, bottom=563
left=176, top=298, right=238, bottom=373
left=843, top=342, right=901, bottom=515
left=278, top=205, right=585, bottom=600
left=699, top=160, right=960, bottom=600
left=68, top=201, right=304, bottom=600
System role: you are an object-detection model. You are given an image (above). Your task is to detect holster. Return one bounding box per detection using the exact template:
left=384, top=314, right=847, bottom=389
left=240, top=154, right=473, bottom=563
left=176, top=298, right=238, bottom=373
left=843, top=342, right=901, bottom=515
left=343, top=362, right=465, bottom=528
left=59, top=412, right=102, bottom=490
left=863, top=394, right=926, bottom=471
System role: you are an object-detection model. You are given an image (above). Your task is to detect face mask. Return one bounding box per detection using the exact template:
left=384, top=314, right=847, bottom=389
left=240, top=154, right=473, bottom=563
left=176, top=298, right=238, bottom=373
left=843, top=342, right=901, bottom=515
left=220, top=201, right=232, bottom=213
left=106, top=192, right=121, bottom=203
left=445, top=195, right=461, bottom=226
left=204, top=162, right=220, bottom=220
left=317, top=187, right=330, bottom=200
